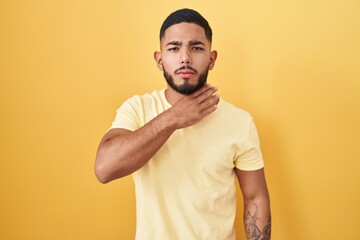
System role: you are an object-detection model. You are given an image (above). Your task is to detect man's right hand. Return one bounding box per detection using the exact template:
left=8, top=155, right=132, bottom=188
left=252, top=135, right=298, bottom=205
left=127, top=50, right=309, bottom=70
left=167, top=84, right=220, bottom=129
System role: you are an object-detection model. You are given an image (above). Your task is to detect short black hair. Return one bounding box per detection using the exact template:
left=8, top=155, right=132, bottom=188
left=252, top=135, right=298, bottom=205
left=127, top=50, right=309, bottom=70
left=159, top=8, right=212, bottom=42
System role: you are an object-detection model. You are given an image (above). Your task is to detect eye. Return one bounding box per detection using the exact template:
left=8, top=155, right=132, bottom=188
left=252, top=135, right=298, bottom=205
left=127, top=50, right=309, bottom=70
left=168, top=47, right=179, bottom=52
left=192, top=46, right=204, bottom=51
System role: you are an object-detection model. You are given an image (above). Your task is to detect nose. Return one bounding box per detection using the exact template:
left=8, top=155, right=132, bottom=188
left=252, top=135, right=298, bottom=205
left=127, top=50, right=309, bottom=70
left=180, top=49, right=192, bottom=65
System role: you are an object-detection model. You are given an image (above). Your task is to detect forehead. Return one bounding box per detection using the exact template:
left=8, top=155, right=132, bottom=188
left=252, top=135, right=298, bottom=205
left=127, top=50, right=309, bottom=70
left=161, top=22, right=209, bottom=45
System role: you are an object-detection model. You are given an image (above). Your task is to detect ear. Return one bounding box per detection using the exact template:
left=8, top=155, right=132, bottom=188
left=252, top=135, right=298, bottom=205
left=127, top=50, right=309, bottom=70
left=154, top=51, right=163, bottom=71
left=209, top=50, right=218, bottom=70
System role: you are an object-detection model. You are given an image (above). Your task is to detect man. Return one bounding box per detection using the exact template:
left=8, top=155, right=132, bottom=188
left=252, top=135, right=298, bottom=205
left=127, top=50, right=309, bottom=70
left=95, top=8, right=271, bottom=240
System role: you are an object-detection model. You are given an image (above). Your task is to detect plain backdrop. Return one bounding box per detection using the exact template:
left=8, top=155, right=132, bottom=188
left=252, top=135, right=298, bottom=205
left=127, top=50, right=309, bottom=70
left=1, top=0, right=359, bottom=239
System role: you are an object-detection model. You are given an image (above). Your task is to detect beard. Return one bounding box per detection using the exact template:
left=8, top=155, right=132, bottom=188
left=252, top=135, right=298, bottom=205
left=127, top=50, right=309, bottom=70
left=163, top=65, right=209, bottom=95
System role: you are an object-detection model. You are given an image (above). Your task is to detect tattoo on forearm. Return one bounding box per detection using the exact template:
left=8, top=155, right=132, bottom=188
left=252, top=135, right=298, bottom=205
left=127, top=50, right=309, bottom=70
left=244, top=203, right=271, bottom=240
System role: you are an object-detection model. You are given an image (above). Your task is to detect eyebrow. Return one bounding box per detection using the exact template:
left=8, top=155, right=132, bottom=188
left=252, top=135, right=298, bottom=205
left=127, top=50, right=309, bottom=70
left=166, top=40, right=205, bottom=47
left=189, top=40, right=205, bottom=46
left=166, top=41, right=181, bottom=47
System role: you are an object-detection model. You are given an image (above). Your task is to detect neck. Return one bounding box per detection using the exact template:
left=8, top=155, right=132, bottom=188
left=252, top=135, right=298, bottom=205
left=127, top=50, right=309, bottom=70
left=164, top=86, right=186, bottom=105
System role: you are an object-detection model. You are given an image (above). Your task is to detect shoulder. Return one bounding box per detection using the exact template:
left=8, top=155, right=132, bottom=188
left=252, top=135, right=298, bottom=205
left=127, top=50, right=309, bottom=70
left=204, top=99, right=255, bottom=135
left=116, top=89, right=169, bottom=124
left=112, top=90, right=166, bottom=129
left=218, top=99, right=252, bottom=122
left=121, top=90, right=165, bottom=107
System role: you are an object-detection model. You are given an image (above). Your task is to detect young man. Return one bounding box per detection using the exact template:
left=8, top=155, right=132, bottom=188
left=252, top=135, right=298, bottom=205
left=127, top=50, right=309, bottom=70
left=95, top=8, right=271, bottom=240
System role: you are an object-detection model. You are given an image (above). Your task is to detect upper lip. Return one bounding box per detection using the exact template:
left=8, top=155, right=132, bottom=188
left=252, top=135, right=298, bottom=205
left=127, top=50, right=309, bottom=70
left=175, top=65, right=197, bottom=74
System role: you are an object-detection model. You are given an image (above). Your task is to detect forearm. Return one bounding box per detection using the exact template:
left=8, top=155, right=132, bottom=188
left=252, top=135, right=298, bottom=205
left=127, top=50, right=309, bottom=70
left=244, top=196, right=271, bottom=240
left=95, top=110, right=176, bottom=183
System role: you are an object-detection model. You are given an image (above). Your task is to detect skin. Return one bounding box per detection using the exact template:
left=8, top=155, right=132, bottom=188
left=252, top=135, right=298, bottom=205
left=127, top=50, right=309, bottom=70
left=154, top=22, right=217, bottom=103
left=237, top=168, right=271, bottom=240
left=94, top=22, right=271, bottom=239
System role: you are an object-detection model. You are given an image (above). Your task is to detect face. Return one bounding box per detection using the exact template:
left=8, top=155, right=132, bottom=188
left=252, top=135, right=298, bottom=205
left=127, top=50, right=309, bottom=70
left=155, top=22, right=217, bottom=95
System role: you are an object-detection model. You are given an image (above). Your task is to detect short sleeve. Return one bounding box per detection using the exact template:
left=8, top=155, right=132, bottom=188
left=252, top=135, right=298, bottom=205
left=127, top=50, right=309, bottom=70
left=234, top=119, right=265, bottom=171
left=110, top=97, right=141, bottom=131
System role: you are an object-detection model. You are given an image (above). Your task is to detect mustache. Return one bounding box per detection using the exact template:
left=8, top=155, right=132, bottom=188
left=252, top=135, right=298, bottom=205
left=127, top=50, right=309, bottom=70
left=174, top=65, right=198, bottom=74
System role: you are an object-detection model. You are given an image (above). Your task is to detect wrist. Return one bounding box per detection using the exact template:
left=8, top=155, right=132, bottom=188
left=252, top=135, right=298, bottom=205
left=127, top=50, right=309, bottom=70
left=153, top=109, right=179, bottom=134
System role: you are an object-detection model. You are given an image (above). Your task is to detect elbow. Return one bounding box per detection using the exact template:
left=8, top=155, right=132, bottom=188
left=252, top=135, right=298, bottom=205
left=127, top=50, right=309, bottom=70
left=243, top=188, right=270, bottom=204
left=94, top=160, right=112, bottom=184
left=94, top=147, right=131, bottom=183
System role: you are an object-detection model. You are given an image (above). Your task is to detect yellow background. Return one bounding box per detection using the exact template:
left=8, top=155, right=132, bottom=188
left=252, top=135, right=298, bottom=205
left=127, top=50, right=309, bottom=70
left=1, top=0, right=359, bottom=239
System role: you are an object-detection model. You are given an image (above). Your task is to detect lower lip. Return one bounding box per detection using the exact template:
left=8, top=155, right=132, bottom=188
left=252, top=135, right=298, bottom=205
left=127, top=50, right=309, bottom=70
left=178, top=73, right=194, bottom=78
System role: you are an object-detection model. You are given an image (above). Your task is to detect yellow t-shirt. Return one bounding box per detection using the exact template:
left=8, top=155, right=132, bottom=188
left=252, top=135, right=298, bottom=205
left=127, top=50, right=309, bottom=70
left=111, top=89, right=264, bottom=240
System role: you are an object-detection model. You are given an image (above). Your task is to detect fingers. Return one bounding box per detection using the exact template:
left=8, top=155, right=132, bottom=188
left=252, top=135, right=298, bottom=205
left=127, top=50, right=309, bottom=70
left=192, top=84, right=218, bottom=104
left=169, top=84, right=219, bottom=129
left=192, top=84, right=219, bottom=112
left=192, top=84, right=216, bottom=99
left=199, top=93, right=219, bottom=113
